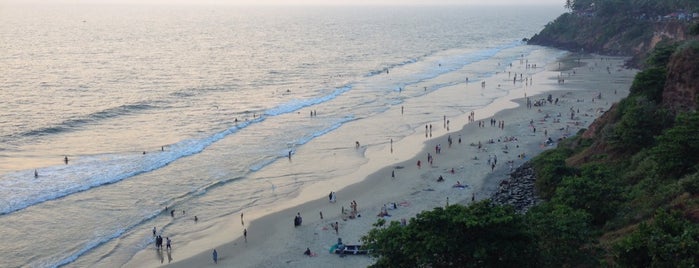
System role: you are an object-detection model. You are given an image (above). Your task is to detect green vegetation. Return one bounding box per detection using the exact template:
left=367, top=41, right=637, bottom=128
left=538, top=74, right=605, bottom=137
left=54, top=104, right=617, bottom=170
left=614, top=209, right=699, bottom=267
left=362, top=3, right=699, bottom=265
left=362, top=201, right=536, bottom=268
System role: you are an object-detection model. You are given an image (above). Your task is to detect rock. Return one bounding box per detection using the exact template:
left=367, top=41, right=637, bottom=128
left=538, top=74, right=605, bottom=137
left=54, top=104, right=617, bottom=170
left=489, top=162, right=541, bottom=213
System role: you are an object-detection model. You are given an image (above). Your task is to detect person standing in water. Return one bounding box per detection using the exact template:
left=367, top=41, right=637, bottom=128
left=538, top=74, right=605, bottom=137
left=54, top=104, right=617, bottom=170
left=64, top=156, right=69, bottom=164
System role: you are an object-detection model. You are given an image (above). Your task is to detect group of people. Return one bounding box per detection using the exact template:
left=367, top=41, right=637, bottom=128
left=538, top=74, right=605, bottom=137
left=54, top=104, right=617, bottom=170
left=154, top=234, right=171, bottom=251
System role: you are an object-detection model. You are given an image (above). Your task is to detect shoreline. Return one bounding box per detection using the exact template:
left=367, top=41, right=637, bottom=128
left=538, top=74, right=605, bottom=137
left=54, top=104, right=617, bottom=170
left=124, top=54, right=637, bottom=268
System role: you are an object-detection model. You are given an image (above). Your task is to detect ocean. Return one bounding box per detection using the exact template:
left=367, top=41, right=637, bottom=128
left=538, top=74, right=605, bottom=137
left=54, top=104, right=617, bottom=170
left=0, top=4, right=564, bottom=267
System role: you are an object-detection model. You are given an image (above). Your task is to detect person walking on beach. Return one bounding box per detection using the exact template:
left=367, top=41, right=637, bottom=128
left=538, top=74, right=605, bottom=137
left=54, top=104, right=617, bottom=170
left=152, top=227, right=157, bottom=237
left=166, top=237, right=171, bottom=251
left=244, top=228, right=247, bottom=242
left=212, top=249, right=218, bottom=264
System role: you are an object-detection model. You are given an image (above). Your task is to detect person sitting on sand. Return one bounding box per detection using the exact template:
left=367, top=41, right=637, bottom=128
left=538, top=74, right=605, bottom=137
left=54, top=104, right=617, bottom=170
left=377, top=204, right=390, bottom=217
left=437, top=175, right=444, bottom=182
left=304, top=247, right=317, bottom=256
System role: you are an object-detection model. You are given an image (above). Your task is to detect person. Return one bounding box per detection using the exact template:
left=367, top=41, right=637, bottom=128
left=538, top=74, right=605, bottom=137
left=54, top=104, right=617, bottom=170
left=155, top=235, right=162, bottom=250
left=34, top=169, right=38, bottom=178
left=437, top=175, right=444, bottom=182
left=243, top=228, right=247, bottom=242
left=294, top=212, right=302, bottom=227
left=64, top=156, right=69, bottom=164
left=194, top=216, right=198, bottom=223
left=329, top=192, right=336, bottom=203
left=166, top=237, right=171, bottom=250
left=212, top=249, right=218, bottom=264
left=152, top=227, right=157, bottom=237
left=170, top=210, right=175, bottom=217
left=304, top=247, right=312, bottom=256
left=241, top=212, right=244, bottom=226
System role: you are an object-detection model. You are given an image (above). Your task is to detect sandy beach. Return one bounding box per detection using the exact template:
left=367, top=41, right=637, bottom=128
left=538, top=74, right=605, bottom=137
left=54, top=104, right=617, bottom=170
left=123, top=54, right=637, bottom=268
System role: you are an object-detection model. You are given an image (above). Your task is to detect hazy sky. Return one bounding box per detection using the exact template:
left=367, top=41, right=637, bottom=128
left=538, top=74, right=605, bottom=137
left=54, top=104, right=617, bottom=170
left=1, top=0, right=564, bottom=5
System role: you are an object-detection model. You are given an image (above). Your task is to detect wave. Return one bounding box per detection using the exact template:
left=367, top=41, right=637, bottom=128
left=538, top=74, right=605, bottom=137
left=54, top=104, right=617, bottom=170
left=1, top=102, right=155, bottom=144
left=46, top=169, right=256, bottom=268
left=248, top=116, right=356, bottom=172
left=0, top=83, right=359, bottom=215
left=364, top=56, right=423, bottom=78
left=264, top=85, right=353, bottom=116
left=0, top=118, right=256, bottom=216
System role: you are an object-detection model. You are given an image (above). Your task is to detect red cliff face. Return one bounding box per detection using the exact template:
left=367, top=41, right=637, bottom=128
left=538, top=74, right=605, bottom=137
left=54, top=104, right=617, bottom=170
left=662, top=43, right=699, bottom=114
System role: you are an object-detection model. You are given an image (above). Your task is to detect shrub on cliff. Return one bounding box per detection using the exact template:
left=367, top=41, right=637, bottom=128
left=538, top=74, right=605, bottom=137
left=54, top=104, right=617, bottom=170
left=613, top=209, right=699, bottom=267
left=651, top=112, right=699, bottom=179
left=531, top=148, right=576, bottom=200
left=525, top=203, right=597, bottom=267
left=551, top=164, right=624, bottom=226
left=362, top=201, right=536, bottom=268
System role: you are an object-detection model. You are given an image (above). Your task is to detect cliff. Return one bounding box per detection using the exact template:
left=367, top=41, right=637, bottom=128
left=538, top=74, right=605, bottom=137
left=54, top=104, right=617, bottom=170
left=662, top=42, right=699, bottom=113
left=528, top=8, right=695, bottom=67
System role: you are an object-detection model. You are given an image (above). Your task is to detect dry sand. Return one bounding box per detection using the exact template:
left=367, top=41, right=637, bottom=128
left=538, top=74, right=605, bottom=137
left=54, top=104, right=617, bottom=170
left=124, top=54, right=637, bottom=268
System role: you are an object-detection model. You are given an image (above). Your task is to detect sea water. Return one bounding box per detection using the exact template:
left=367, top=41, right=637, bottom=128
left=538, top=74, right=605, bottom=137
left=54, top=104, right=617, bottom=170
left=0, top=4, right=564, bottom=267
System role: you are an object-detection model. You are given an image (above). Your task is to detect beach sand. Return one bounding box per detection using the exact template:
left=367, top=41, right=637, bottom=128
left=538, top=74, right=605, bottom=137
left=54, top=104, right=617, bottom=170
left=124, top=54, right=637, bottom=268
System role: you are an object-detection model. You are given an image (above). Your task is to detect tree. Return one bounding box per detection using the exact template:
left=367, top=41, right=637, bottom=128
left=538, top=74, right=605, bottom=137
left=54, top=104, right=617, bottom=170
left=614, top=209, right=699, bottom=267
left=551, top=164, right=624, bottom=226
left=651, top=112, right=699, bottom=179
left=362, top=201, right=536, bottom=268
left=526, top=203, right=597, bottom=267
left=565, top=0, right=574, bottom=11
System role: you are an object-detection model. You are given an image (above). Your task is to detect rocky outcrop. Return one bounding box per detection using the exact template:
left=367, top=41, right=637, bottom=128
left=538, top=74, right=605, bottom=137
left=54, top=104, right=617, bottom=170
left=662, top=43, right=699, bottom=114
left=528, top=12, right=692, bottom=68
left=490, top=162, right=541, bottom=213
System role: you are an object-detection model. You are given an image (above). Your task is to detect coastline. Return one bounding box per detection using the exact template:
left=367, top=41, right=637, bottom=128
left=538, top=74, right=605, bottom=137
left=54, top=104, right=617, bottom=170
left=124, top=54, right=637, bottom=268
